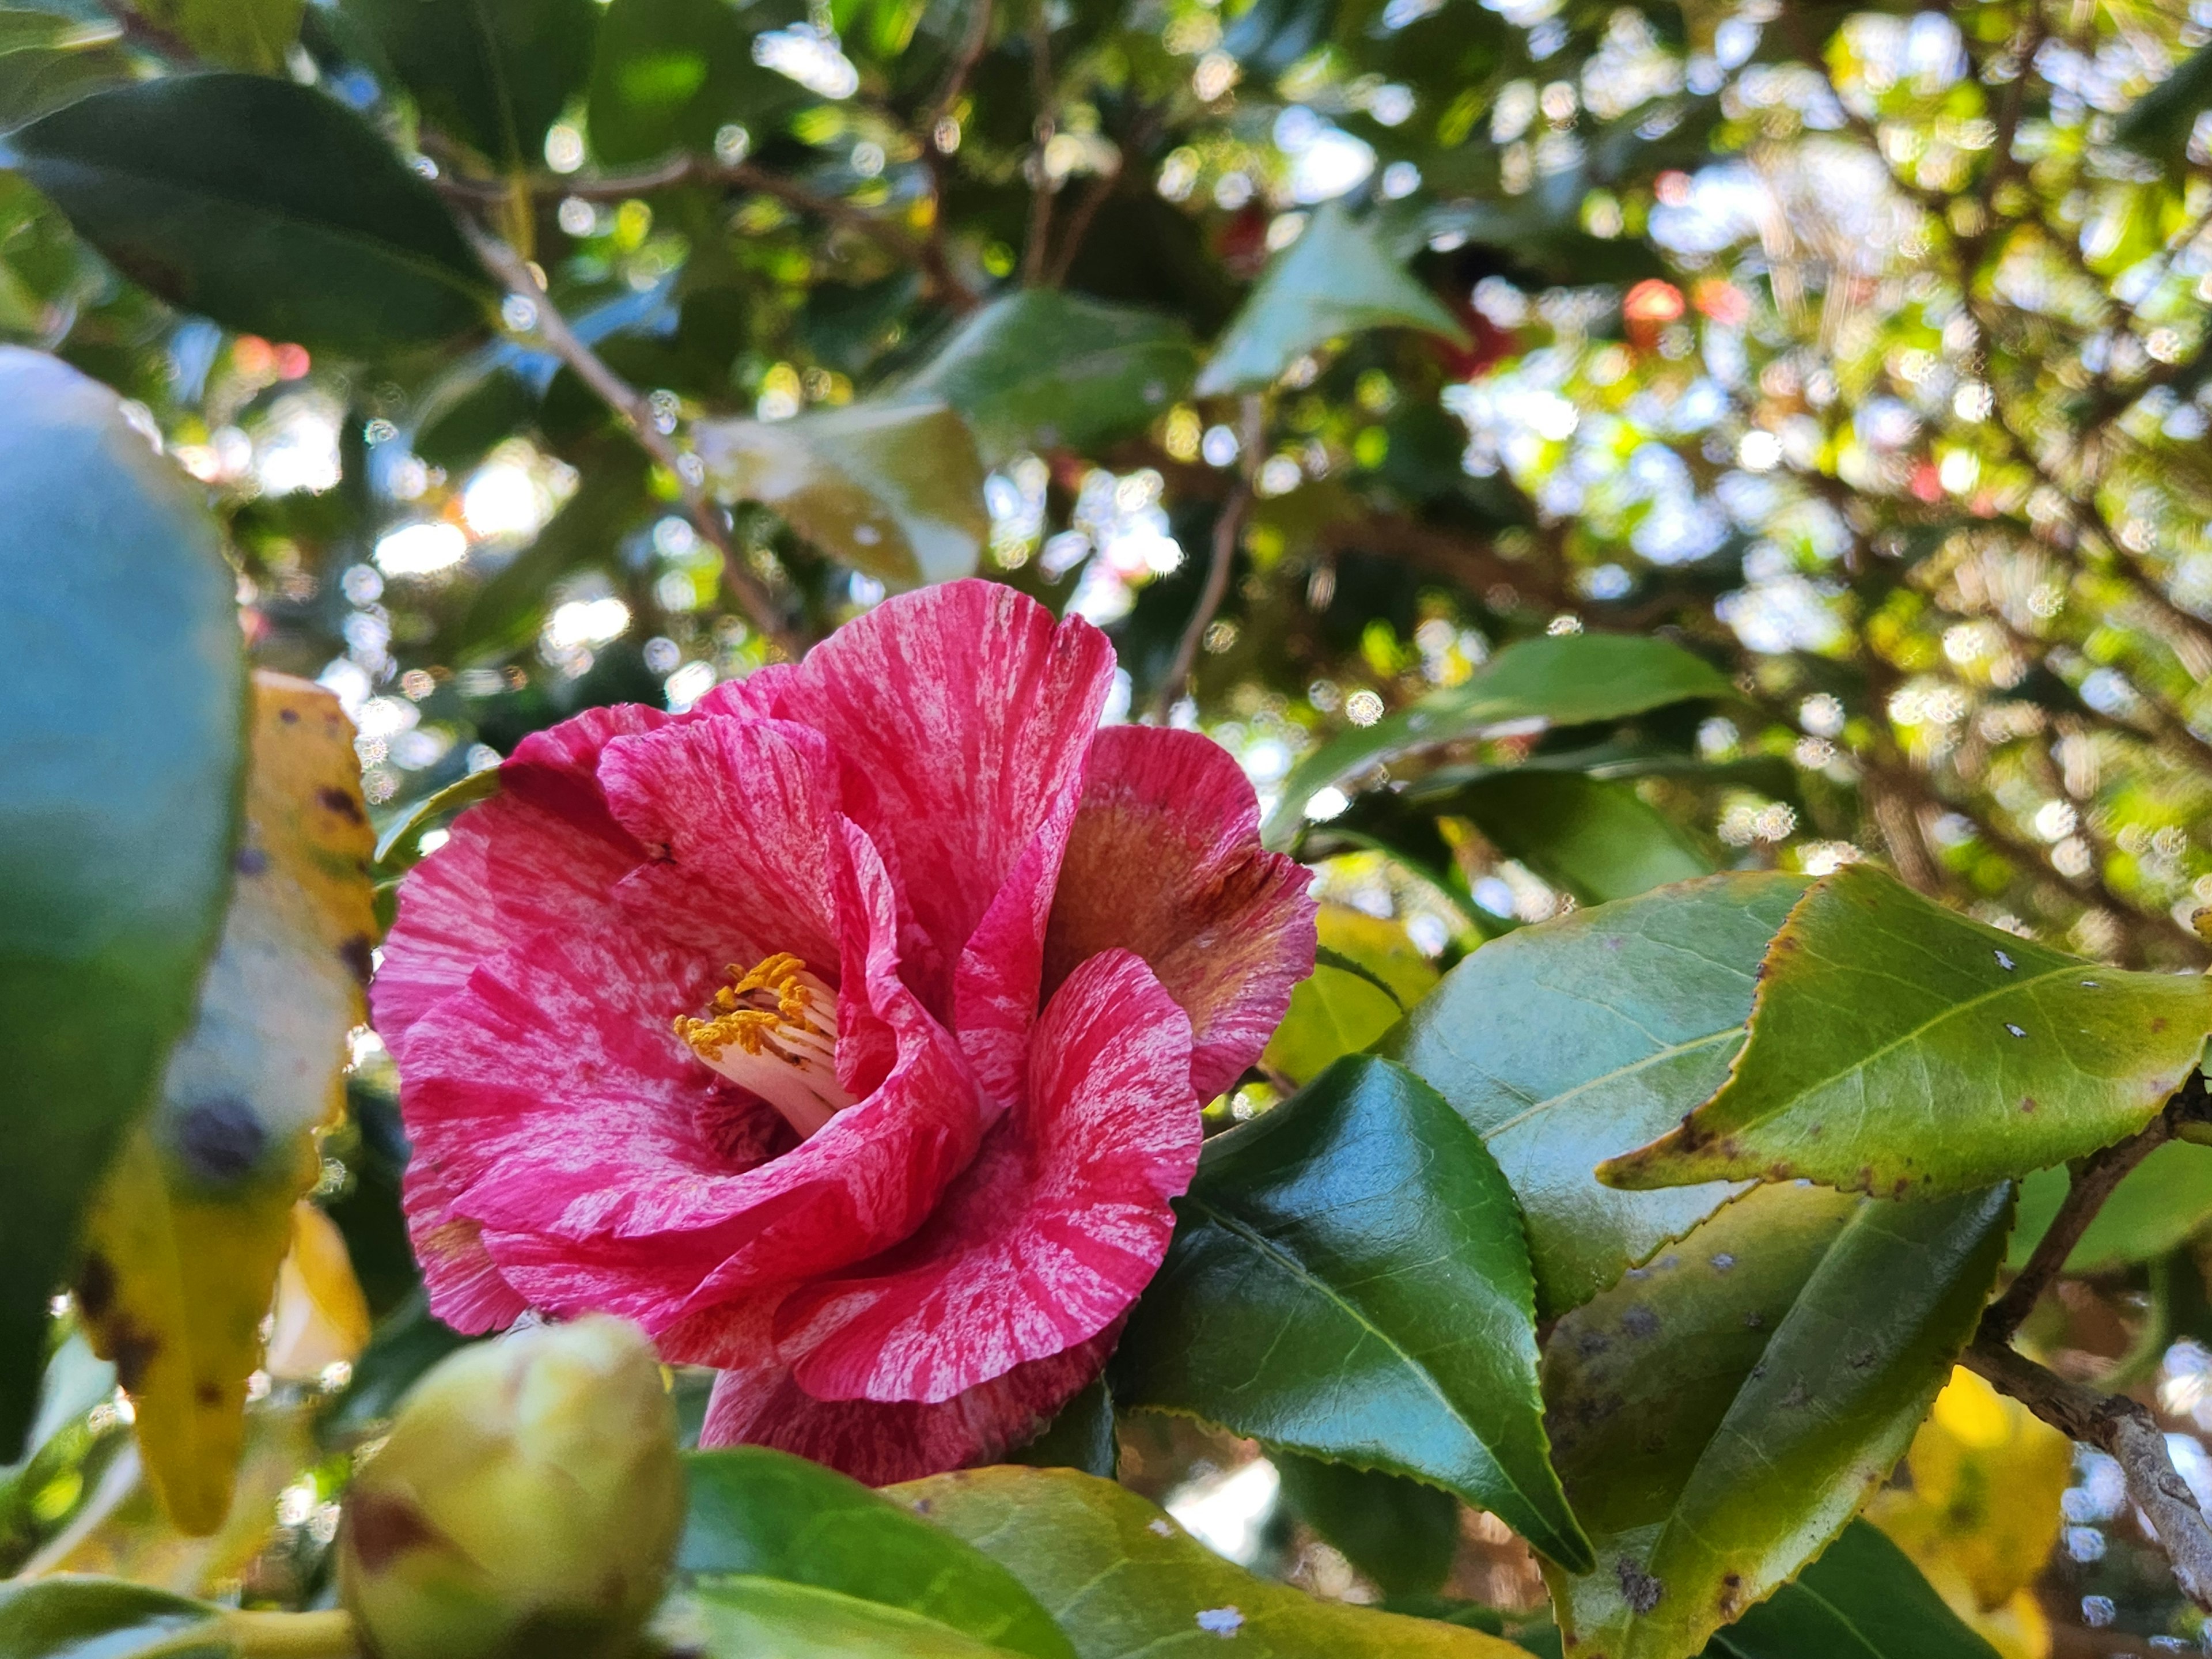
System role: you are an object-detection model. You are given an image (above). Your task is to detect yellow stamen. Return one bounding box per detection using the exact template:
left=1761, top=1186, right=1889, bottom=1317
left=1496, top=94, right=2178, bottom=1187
left=673, top=953, right=854, bottom=1139
left=673, top=952, right=820, bottom=1060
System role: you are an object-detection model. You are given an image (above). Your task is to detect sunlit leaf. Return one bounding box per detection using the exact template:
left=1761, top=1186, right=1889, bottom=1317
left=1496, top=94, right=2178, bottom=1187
left=75, top=673, right=374, bottom=1534
left=1262, top=905, right=1438, bottom=1086
left=0, top=349, right=244, bottom=1457
left=888, top=1466, right=1534, bottom=1658
left=673, top=1577, right=1029, bottom=1659
left=698, top=400, right=987, bottom=588
left=1196, top=200, right=1467, bottom=397
left=1115, top=1055, right=1592, bottom=1573
left=1602, top=863, right=2212, bottom=1197
left=264, top=1202, right=372, bottom=1384
left=1540, top=1180, right=2013, bottom=1659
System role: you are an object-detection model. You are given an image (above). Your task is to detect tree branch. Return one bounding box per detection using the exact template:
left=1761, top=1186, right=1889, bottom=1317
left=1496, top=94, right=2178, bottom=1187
left=457, top=219, right=807, bottom=661
left=1020, top=0, right=1057, bottom=286
left=1155, top=397, right=1260, bottom=721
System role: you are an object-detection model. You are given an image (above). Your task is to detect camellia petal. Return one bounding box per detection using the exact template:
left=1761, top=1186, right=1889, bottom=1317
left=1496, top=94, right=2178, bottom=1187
left=774, top=950, right=1199, bottom=1404
left=1046, top=726, right=1317, bottom=1099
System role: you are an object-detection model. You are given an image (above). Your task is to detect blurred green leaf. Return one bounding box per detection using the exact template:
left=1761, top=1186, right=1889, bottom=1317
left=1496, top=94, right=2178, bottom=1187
left=1450, top=771, right=1713, bottom=904
left=678, top=1577, right=1029, bottom=1659
left=900, top=289, right=1198, bottom=465
left=339, top=0, right=600, bottom=169
left=138, top=0, right=300, bottom=71
left=1196, top=201, right=1466, bottom=397
left=1274, top=1452, right=1460, bottom=1597
left=1115, top=1055, right=1591, bottom=1573
left=889, top=1467, right=1535, bottom=1658
left=697, top=400, right=986, bottom=588
left=2009, top=1139, right=2212, bottom=1272
left=1709, top=1522, right=2001, bottom=1659
left=0, top=1577, right=229, bottom=1659
left=0, top=10, right=131, bottom=128
left=13, top=74, right=493, bottom=354
left=1386, top=874, right=1803, bottom=1320
left=2115, top=41, right=2212, bottom=166
left=1540, top=1181, right=2013, bottom=1659
left=1265, top=633, right=1734, bottom=847
left=0, top=349, right=244, bottom=1459
left=681, top=1448, right=1074, bottom=1659
left=586, top=0, right=806, bottom=165
left=1603, top=863, right=2212, bottom=1197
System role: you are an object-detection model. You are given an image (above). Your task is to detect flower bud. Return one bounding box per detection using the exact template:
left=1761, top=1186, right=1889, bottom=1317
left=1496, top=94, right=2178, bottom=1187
left=338, top=1316, right=683, bottom=1659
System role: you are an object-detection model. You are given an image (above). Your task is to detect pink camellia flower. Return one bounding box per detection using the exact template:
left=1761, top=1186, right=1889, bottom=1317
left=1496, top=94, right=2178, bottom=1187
left=372, top=580, right=1316, bottom=1483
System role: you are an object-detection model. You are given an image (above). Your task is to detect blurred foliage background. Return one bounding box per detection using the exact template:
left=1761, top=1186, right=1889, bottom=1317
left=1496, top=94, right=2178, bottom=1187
left=14, top=0, right=2212, bottom=1650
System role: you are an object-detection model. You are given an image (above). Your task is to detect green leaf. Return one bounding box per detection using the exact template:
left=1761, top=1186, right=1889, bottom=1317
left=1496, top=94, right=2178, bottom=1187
left=680, top=1448, right=1075, bottom=1659
left=1264, top=632, right=1734, bottom=849
left=1113, top=1055, right=1592, bottom=1573
left=674, top=1578, right=1028, bottom=1659
left=137, top=0, right=300, bottom=71
left=12, top=74, right=493, bottom=354
left=1601, top=863, right=2212, bottom=1198
left=1385, top=874, right=1806, bottom=1319
left=1275, top=1452, right=1460, bottom=1597
left=0, top=1577, right=230, bottom=1659
left=372, top=768, right=502, bottom=877
left=899, top=289, right=1198, bottom=465
left=1539, top=1180, right=2013, bottom=1659
left=0, top=10, right=132, bottom=128
left=338, top=0, right=600, bottom=169
left=697, top=400, right=987, bottom=588
left=1706, top=1522, right=2000, bottom=1659
left=887, top=1466, right=1535, bottom=1659
left=1449, top=771, right=1713, bottom=904
left=0, top=349, right=245, bottom=1457
left=1010, top=1375, right=1118, bottom=1478
left=2116, top=41, right=2212, bottom=166
left=2009, top=1139, right=2212, bottom=1272
left=586, top=0, right=806, bottom=165
left=1195, top=200, right=1467, bottom=396
left=1263, top=906, right=1438, bottom=1087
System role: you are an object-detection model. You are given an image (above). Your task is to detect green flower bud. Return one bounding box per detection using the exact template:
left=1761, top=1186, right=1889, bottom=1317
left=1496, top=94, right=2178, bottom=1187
left=338, top=1315, right=683, bottom=1659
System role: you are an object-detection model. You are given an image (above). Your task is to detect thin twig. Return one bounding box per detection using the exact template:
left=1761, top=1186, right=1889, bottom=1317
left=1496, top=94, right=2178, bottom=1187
left=1968, top=1337, right=2212, bottom=1613
left=457, top=220, right=806, bottom=660
left=1044, top=164, right=1119, bottom=288
left=1154, top=396, right=1261, bottom=721
left=929, top=0, right=995, bottom=131
left=1983, top=1113, right=2180, bottom=1342
left=1021, top=0, right=1057, bottom=286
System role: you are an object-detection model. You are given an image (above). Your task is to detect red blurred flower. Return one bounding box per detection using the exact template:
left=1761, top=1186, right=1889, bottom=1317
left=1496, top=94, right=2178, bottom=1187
left=1623, top=279, right=1685, bottom=351
left=373, top=581, right=1316, bottom=1483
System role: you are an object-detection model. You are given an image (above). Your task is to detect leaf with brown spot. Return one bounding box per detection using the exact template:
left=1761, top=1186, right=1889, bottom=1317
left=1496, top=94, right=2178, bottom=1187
left=75, top=673, right=373, bottom=1534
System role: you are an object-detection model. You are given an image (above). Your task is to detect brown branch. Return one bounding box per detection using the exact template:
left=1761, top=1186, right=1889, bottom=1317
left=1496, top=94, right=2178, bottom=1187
left=458, top=219, right=807, bottom=661
left=1155, top=397, right=1261, bottom=721
left=1967, top=1338, right=2212, bottom=1613
left=930, top=0, right=994, bottom=131
left=1020, top=0, right=1057, bottom=286
left=1045, top=165, right=1119, bottom=287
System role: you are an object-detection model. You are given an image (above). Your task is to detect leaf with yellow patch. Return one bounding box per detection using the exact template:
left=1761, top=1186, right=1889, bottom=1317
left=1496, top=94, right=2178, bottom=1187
left=266, top=1202, right=372, bottom=1384
left=74, top=673, right=373, bottom=1535
left=1262, top=905, right=1439, bottom=1086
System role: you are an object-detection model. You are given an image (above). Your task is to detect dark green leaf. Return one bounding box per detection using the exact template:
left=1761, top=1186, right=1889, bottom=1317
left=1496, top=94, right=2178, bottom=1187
left=138, top=0, right=300, bottom=71
left=1386, top=874, right=1806, bottom=1318
left=899, top=289, right=1198, bottom=464
left=339, top=0, right=600, bottom=169
left=888, top=1467, right=1533, bottom=1658
left=1540, top=1181, right=2013, bottom=1659
left=0, top=1577, right=229, bottom=1659
left=12, top=74, right=493, bottom=354
left=1275, top=1452, right=1460, bottom=1597
left=321, top=1287, right=475, bottom=1442
left=1114, top=1055, right=1592, bottom=1573
left=1265, top=633, right=1735, bottom=848
left=1010, top=1375, right=1117, bottom=1478
left=1450, top=771, right=1713, bottom=904
left=675, top=1577, right=1028, bottom=1659
left=1707, top=1521, right=2000, bottom=1659
left=1196, top=200, right=1466, bottom=396
left=680, top=1447, right=1075, bottom=1659
left=0, top=349, right=244, bottom=1457
left=2116, top=42, right=2212, bottom=166
left=2009, top=1139, right=2212, bottom=1272
left=585, top=0, right=806, bottom=165
left=1603, top=863, right=2212, bottom=1197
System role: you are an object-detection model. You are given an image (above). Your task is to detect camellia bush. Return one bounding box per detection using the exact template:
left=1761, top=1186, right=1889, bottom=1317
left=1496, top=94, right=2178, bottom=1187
left=19, top=0, right=2212, bottom=1655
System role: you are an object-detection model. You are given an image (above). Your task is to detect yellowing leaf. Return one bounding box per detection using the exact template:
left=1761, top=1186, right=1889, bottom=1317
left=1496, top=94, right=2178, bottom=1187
left=74, top=673, right=373, bottom=1535
left=265, top=1203, right=372, bottom=1384
left=1263, top=906, right=1438, bottom=1086
left=1867, top=1366, right=2069, bottom=1659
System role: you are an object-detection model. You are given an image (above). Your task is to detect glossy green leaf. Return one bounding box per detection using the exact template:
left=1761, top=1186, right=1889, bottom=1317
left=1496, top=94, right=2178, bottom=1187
left=138, top=0, right=300, bottom=71
left=0, top=1577, right=230, bottom=1659
left=1275, top=1452, right=1460, bottom=1597
left=675, top=1578, right=1026, bottom=1659
left=0, top=349, right=244, bottom=1457
left=1386, top=874, right=1806, bottom=1319
left=339, top=0, right=600, bottom=169
left=585, top=0, right=806, bottom=165
left=900, top=289, right=1198, bottom=465
left=697, top=400, right=987, bottom=588
left=680, top=1448, right=1075, bottom=1659
left=0, top=10, right=131, bottom=128
left=1603, top=863, right=2212, bottom=1198
left=1263, top=905, right=1438, bottom=1087
left=1707, top=1522, right=1999, bottom=1659
left=1264, top=633, right=1734, bottom=849
left=1196, top=200, right=1466, bottom=396
left=12, top=74, right=493, bottom=354
left=1450, top=771, right=1713, bottom=905
left=1113, top=1055, right=1591, bottom=1573
left=888, top=1467, right=1533, bottom=1659
left=2009, top=1139, right=2212, bottom=1272
left=1540, top=1180, right=2013, bottom=1659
